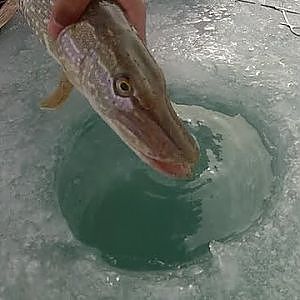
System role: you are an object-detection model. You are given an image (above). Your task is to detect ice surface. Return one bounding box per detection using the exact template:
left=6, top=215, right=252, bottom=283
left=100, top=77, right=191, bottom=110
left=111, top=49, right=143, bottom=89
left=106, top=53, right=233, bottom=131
left=0, top=0, right=300, bottom=298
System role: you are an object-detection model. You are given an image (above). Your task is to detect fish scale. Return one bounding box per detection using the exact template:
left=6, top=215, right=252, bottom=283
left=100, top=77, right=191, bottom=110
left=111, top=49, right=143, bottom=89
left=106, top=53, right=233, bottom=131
left=19, top=0, right=52, bottom=36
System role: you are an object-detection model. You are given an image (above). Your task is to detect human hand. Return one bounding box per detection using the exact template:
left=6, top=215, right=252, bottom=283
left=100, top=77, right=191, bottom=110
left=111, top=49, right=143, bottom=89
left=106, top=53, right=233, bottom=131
left=48, top=0, right=146, bottom=42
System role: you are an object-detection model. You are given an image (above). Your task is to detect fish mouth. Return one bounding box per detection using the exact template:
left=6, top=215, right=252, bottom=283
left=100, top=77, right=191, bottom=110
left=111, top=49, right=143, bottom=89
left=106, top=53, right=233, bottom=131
left=105, top=114, right=198, bottom=179
left=104, top=98, right=200, bottom=179
left=135, top=151, right=194, bottom=179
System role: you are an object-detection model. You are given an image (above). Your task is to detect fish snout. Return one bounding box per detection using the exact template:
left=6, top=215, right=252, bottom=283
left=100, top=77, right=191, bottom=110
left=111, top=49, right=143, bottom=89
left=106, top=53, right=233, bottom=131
left=116, top=97, right=200, bottom=178
left=144, top=99, right=200, bottom=178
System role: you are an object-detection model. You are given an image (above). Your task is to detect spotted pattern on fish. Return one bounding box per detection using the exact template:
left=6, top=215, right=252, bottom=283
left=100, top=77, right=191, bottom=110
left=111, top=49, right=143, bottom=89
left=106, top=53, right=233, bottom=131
left=19, top=0, right=52, bottom=39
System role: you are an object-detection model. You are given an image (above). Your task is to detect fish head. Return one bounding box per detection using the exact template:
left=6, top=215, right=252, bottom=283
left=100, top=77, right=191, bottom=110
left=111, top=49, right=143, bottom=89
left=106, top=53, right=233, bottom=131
left=56, top=3, right=200, bottom=178
left=98, top=37, right=200, bottom=179
left=104, top=53, right=200, bottom=178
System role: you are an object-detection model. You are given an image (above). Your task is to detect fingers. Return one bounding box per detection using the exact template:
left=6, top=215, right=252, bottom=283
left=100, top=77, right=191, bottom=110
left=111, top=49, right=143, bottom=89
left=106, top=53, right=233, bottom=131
left=48, top=0, right=146, bottom=43
left=48, top=0, right=91, bottom=38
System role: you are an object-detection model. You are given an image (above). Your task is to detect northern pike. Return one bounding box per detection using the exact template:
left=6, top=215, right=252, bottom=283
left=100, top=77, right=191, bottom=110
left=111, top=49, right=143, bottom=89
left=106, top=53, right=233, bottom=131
left=0, top=0, right=199, bottom=178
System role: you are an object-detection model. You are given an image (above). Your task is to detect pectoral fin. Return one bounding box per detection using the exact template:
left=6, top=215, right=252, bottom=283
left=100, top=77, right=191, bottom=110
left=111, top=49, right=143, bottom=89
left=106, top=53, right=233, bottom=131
left=40, top=72, right=73, bottom=110
left=0, top=0, right=18, bottom=29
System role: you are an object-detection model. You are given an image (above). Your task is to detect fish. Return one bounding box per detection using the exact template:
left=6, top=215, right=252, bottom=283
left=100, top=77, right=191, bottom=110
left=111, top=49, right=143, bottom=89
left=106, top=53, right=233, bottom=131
left=0, top=0, right=17, bottom=28
left=0, top=0, right=199, bottom=178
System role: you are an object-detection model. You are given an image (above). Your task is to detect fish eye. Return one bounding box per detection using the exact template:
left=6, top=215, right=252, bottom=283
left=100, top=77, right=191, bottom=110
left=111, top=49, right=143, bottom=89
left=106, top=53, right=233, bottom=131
left=114, top=76, right=133, bottom=97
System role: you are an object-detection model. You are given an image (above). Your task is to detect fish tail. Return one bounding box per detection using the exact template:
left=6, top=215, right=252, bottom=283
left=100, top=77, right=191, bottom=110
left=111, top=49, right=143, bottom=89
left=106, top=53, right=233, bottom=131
left=0, top=0, right=18, bottom=29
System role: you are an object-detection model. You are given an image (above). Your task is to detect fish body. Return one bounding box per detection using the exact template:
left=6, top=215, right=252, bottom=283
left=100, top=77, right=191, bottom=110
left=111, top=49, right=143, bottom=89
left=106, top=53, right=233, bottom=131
left=2, top=0, right=200, bottom=178
left=0, top=0, right=17, bottom=28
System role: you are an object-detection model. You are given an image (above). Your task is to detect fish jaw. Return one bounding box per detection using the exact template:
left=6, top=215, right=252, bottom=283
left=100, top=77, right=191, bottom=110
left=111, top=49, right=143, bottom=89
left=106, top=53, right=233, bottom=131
left=137, top=152, right=195, bottom=178
left=100, top=102, right=200, bottom=179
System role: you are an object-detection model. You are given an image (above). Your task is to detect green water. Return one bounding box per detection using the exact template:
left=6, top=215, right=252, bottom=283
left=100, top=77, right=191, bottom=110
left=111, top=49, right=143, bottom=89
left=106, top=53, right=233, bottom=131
left=56, top=104, right=273, bottom=271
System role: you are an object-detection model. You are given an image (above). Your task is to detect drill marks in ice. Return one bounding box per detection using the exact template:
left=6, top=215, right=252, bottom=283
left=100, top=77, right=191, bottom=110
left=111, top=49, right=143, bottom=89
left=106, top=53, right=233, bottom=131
left=150, top=2, right=235, bottom=64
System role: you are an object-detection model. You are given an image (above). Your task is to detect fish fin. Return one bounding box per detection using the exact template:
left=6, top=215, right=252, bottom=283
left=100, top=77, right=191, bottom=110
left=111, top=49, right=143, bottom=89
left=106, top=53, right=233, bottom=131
left=40, top=72, right=74, bottom=111
left=0, top=0, right=18, bottom=29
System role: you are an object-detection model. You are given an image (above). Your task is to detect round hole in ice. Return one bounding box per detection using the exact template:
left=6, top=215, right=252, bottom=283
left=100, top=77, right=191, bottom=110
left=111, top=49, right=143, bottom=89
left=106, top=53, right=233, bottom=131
left=56, top=98, right=273, bottom=271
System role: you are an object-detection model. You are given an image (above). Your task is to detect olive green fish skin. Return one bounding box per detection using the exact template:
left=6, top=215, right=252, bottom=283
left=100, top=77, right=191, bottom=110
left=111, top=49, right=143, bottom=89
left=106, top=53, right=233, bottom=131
left=18, top=0, right=200, bottom=178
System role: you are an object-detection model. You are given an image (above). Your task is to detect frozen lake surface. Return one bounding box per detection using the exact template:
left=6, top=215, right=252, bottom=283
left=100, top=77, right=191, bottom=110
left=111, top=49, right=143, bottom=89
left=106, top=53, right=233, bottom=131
left=1, top=0, right=300, bottom=298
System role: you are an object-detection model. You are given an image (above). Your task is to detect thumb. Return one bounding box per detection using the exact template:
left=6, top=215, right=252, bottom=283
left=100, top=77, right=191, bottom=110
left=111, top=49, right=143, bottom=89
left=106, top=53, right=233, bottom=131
left=48, top=0, right=91, bottom=38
